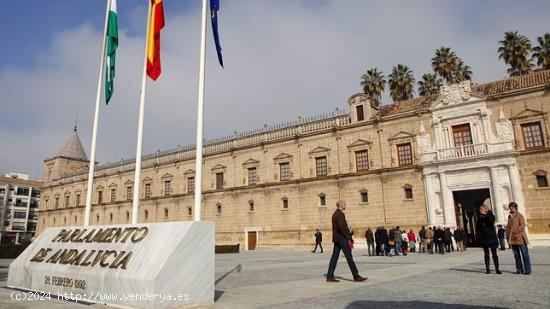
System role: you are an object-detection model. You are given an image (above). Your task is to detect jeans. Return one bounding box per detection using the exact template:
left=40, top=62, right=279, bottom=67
left=327, top=241, right=359, bottom=278
left=395, top=242, right=402, bottom=255
left=512, top=244, right=532, bottom=273
left=367, top=242, right=374, bottom=256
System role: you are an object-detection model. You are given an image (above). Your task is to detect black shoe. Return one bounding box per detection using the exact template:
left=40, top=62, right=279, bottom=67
left=486, top=270, right=490, bottom=274
left=524, top=272, right=531, bottom=275
left=326, top=277, right=340, bottom=282
left=353, top=275, right=367, bottom=282
left=320, top=251, right=324, bottom=253
left=515, top=271, right=523, bottom=274
left=496, top=270, right=502, bottom=274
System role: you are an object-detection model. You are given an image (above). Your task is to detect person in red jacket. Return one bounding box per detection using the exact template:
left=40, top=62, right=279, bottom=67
left=407, top=230, right=417, bottom=253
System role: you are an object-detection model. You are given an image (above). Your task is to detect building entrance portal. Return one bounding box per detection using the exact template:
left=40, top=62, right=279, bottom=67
left=453, top=189, right=491, bottom=247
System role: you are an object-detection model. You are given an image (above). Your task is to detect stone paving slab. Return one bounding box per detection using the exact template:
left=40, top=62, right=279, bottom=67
left=1, top=247, right=549, bottom=308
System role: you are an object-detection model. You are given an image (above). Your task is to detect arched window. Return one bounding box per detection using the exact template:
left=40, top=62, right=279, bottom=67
left=164, top=207, right=169, bottom=218
left=216, top=203, right=222, bottom=214
left=109, top=213, right=113, bottom=222
left=318, top=193, right=326, bottom=206
left=248, top=200, right=255, bottom=212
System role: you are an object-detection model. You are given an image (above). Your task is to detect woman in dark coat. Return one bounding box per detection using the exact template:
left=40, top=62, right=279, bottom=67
left=476, top=204, right=501, bottom=274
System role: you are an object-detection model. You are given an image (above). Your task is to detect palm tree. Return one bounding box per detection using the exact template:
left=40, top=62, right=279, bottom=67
left=431, top=47, right=458, bottom=83
left=532, top=33, right=550, bottom=70
left=388, top=64, right=415, bottom=102
left=360, top=68, right=386, bottom=106
left=418, top=73, right=442, bottom=97
left=455, top=59, right=473, bottom=82
left=498, top=31, right=533, bottom=76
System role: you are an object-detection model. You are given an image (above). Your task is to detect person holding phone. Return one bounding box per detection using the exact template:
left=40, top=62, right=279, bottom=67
left=476, top=204, right=501, bottom=274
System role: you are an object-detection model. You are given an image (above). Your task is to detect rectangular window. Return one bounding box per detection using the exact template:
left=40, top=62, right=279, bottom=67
left=361, top=191, right=369, bottom=203
left=97, top=191, right=103, bottom=204
left=217, top=204, right=222, bottom=214
left=282, top=199, right=289, bottom=209
left=355, top=150, right=369, bottom=171
left=188, top=177, right=195, bottom=193
left=216, top=173, right=224, bottom=190
left=404, top=187, right=413, bottom=199
left=248, top=168, right=257, bottom=185
left=249, top=201, right=255, bottom=212
left=279, top=162, right=290, bottom=181
left=65, top=195, right=70, bottom=207
left=319, top=195, right=326, bottom=206
left=315, top=156, right=328, bottom=177
left=17, top=187, right=30, bottom=196
left=164, top=180, right=172, bottom=196
left=187, top=207, right=192, bottom=216
left=14, top=211, right=27, bottom=219
left=356, top=105, right=365, bottom=121
left=536, top=175, right=548, bottom=188
left=144, top=184, right=152, bottom=198
left=452, top=124, right=473, bottom=146
left=76, top=194, right=81, bottom=206
left=126, top=186, right=132, bottom=201
left=110, top=188, right=116, bottom=202
left=521, top=122, right=545, bottom=149
left=397, top=143, right=413, bottom=166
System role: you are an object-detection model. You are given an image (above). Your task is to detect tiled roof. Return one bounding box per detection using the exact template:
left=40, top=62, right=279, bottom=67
left=379, top=96, right=431, bottom=117
left=472, top=69, right=550, bottom=96
left=56, top=128, right=88, bottom=161
left=379, top=69, right=550, bottom=117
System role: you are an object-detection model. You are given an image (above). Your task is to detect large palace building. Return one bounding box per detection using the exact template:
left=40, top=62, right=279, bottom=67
left=37, top=70, right=550, bottom=249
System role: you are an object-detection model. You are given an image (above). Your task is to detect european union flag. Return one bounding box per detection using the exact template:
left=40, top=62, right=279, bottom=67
left=210, top=0, right=224, bottom=68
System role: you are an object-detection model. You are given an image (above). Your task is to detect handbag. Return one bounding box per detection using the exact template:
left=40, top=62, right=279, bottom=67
left=348, top=241, right=354, bottom=250
left=388, top=240, right=395, bottom=246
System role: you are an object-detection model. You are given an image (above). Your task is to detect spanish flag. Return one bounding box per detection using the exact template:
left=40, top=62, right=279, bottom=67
left=146, top=0, right=165, bottom=80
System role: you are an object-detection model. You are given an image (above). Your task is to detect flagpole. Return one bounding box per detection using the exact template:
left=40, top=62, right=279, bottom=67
left=84, top=0, right=112, bottom=226
left=131, top=0, right=153, bottom=224
left=194, top=0, right=208, bottom=222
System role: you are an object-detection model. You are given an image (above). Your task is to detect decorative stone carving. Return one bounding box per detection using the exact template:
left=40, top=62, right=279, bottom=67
left=495, top=107, right=513, bottom=141
left=416, top=121, right=432, bottom=153
left=437, top=80, right=472, bottom=106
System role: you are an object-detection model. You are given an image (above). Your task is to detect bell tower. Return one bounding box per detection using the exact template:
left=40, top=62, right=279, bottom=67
left=43, top=126, right=89, bottom=183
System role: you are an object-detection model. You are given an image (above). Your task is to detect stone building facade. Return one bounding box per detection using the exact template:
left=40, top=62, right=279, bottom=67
left=37, top=70, right=550, bottom=248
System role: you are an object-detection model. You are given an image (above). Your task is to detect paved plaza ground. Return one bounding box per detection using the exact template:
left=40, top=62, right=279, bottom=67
left=0, top=247, right=549, bottom=308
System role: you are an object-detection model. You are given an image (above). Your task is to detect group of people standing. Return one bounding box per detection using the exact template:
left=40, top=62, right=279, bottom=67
left=319, top=199, right=532, bottom=282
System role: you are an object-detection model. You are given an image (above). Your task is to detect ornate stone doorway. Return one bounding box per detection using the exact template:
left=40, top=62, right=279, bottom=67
left=453, top=188, right=491, bottom=247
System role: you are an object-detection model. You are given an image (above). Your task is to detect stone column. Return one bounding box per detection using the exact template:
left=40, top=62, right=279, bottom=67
left=423, top=174, right=437, bottom=226
left=439, top=172, right=456, bottom=227
left=507, top=164, right=527, bottom=215
left=489, top=166, right=505, bottom=223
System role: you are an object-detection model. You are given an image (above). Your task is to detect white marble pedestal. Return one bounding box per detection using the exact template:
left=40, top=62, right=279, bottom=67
left=8, top=222, right=215, bottom=308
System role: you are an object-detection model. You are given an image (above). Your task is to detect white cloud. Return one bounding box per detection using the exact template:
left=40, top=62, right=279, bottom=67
left=1, top=0, right=549, bottom=178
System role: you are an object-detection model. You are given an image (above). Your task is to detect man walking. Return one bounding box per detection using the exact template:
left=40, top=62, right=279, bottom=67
left=326, top=200, right=367, bottom=282
left=497, top=225, right=506, bottom=251
left=365, top=228, right=375, bottom=256
left=312, top=229, right=323, bottom=253
left=435, top=227, right=445, bottom=254
left=394, top=226, right=403, bottom=256
left=506, top=202, right=531, bottom=275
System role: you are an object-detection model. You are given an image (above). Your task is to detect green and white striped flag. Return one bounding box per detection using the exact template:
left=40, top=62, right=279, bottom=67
left=105, top=0, right=118, bottom=104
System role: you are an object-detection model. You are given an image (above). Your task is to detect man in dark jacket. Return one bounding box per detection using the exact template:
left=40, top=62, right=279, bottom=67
left=312, top=229, right=323, bottom=253
left=435, top=227, right=445, bottom=254
left=497, top=225, right=506, bottom=251
left=365, top=228, right=375, bottom=256
left=444, top=228, right=452, bottom=253
left=454, top=228, right=464, bottom=252
left=326, top=200, right=367, bottom=282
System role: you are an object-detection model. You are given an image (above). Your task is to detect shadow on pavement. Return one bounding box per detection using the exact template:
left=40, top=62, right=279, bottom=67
left=346, top=300, right=506, bottom=308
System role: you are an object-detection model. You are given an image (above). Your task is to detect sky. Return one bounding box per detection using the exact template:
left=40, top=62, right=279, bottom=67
left=1, top=0, right=549, bottom=179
